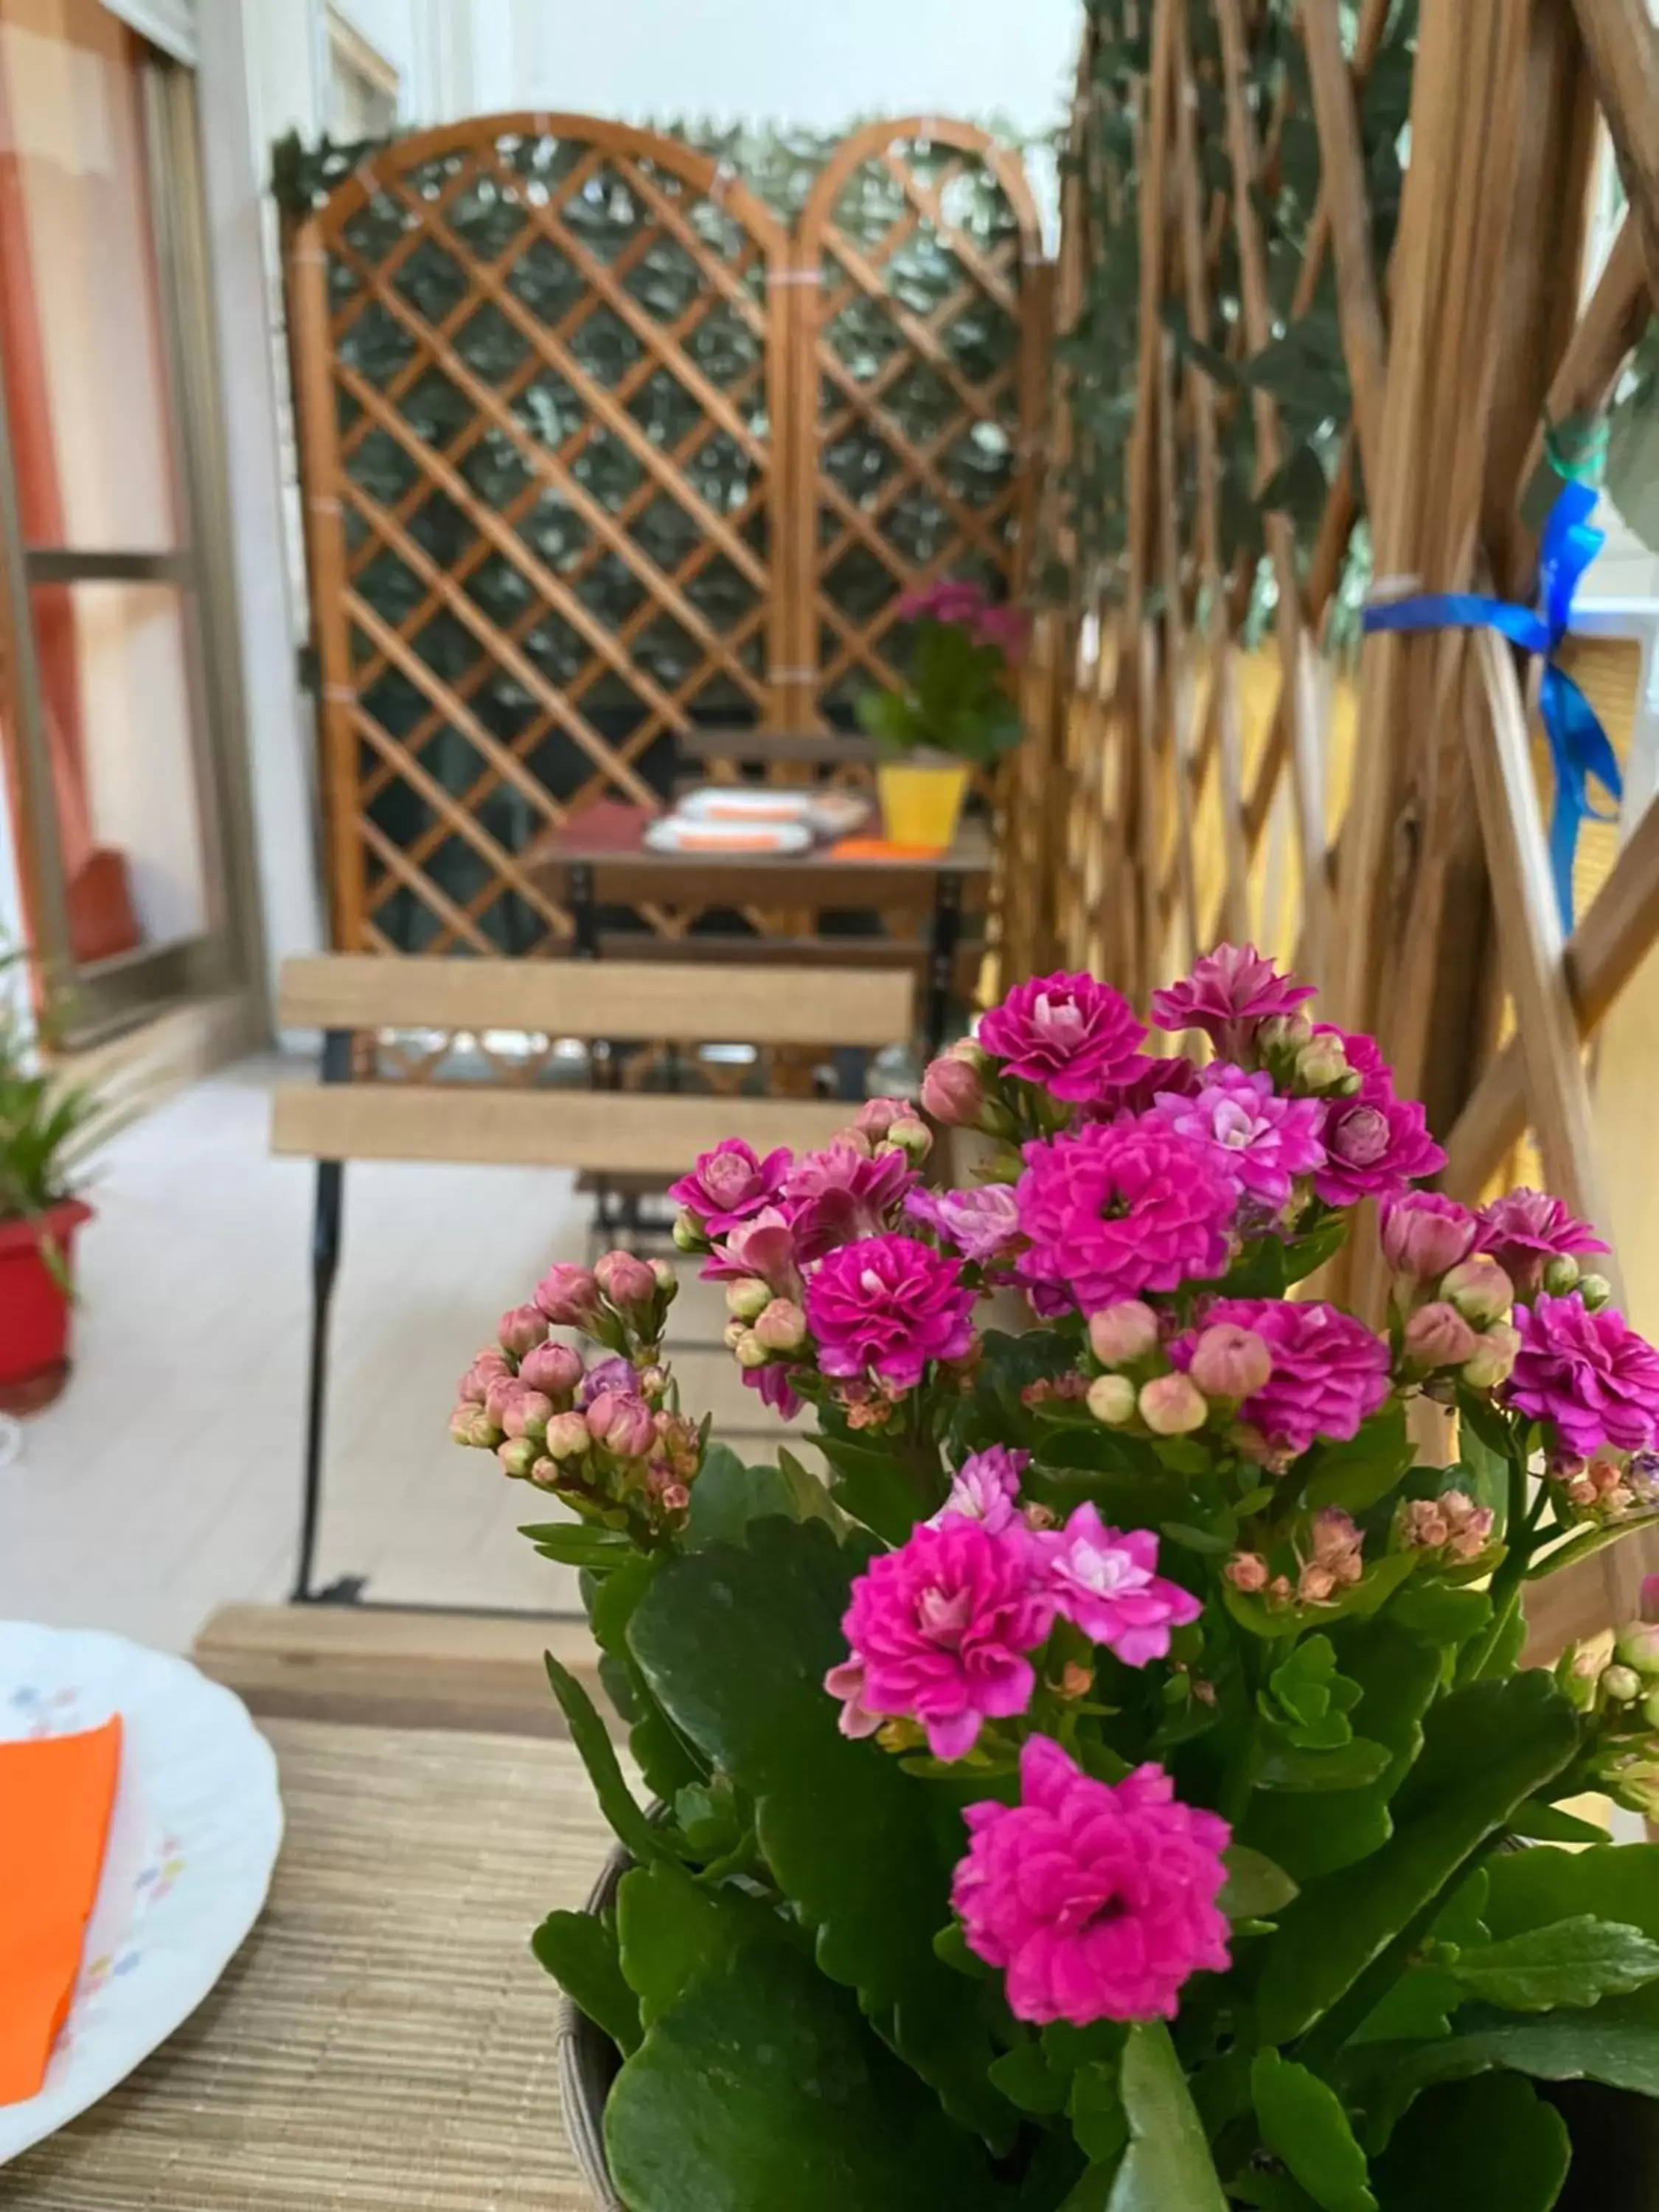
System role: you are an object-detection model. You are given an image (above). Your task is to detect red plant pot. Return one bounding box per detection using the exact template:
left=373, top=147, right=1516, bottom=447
left=0, top=1197, right=92, bottom=1413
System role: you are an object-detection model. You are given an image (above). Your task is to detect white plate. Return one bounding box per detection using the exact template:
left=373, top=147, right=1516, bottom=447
left=644, top=816, right=813, bottom=855
left=0, top=1621, right=284, bottom=2163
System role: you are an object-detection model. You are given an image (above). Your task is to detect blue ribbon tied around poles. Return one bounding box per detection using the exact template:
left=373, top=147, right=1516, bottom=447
left=1360, top=478, right=1621, bottom=933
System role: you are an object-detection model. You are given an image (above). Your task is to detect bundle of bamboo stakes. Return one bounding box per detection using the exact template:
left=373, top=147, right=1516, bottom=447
left=1007, top=0, right=1659, bottom=1649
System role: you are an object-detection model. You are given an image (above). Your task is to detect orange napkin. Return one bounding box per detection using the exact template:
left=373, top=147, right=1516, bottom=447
left=0, top=1716, right=122, bottom=2104
left=827, top=835, right=947, bottom=860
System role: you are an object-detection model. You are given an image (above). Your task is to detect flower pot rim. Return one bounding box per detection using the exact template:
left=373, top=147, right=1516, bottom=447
left=881, top=746, right=970, bottom=772
left=0, top=1194, right=92, bottom=1256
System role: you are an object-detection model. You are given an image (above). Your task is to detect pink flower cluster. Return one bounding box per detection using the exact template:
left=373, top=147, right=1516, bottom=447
left=1503, top=1293, right=1659, bottom=1461
left=1477, top=1188, right=1609, bottom=1297
left=894, top=576, right=1030, bottom=661
left=953, top=1737, right=1231, bottom=2024
left=1151, top=1064, right=1326, bottom=1207
left=1312, top=1027, right=1445, bottom=1206
left=978, top=971, right=1147, bottom=1103
left=1016, top=1120, right=1238, bottom=1315
left=1175, top=1298, right=1390, bottom=1458
left=827, top=1487, right=1198, bottom=1760
left=1151, top=942, right=1315, bottom=1060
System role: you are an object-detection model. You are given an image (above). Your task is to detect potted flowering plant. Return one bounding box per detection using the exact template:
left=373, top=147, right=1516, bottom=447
left=454, top=949, right=1659, bottom=2211
left=0, top=944, right=107, bottom=1412
left=856, top=578, right=1029, bottom=850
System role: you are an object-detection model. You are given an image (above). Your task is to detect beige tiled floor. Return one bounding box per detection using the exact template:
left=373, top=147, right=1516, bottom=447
left=0, top=1057, right=796, bottom=1651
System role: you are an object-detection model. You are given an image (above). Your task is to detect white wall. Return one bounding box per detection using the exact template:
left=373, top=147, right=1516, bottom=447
left=472, top=0, right=1076, bottom=135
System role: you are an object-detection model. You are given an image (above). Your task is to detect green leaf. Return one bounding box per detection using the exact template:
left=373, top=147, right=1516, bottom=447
left=1348, top=1964, right=1463, bottom=2045
left=1256, top=1736, right=1393, bottom=1792
left=543, top=1651, right=670, bottom=1864
left=1371, top=2074, right=1571, bottom=2212
left=988, top=2038, right=1070, bottom=2115
left=616, top=1858, right=782, bottom=2026
left=1251, top=2051, right=1377, bottom=2212
left=1299, top=1403, right=1413, bottom=1515
left=531, top=1908, right=641, bottom=2053
left=1388, top=1585, right=1492, bottom=1650
left=1486, top=1842, right=1659, bottom=1944
left=1221, top=1845, right=1301, bottom=1921
left=1451, top=1914, right=1659, bottom=2012
left=1105, top=2021, right=1228, bottom=2212
left=813, top=1430, right=936, bottom=1543
left=627, top=1517, right=1015, bottom=2146
left=1071, top=2055, right=1130, bottom=2162
left=605, top=1943, right=1009, bottom=2211
left=684, top=1441, right=847, bottom=1548
left=1242, top=1787, right=1393, bottom=1885
left=519, top=1520, right=639, bottom=1568
left=1254, top=1673, right=1579, bottom=2045
left=1507, top=1798, right=1608, bottom=1844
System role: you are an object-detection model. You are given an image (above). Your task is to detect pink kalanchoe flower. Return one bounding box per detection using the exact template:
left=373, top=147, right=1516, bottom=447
left=785, top=1142, right=916, bottom=1263
left=832, top=1514, right=1054, bottom=1760
left=1309, top=1027, right=1446, bottom=1206
left=534, top=1263, right=602, bottom=1328
left=668, top=1138, right=793, bottom=1237
left=931, top=1445, right=1029, bottom=1534
left=1089, top=1054, right=1203, bottom=1121
left=1175, top=1298, right=1391, bottom=1458
left=700, top=1206, right=803, bottom=1300
left=1501, top=1293, right=1659, bottom=1461
left=1150, top=943, right=1316, bottom=1058
left=742, top=1359, right=804, bottom=1422
left=1151, top=1063, right=1326, bottom=1206
left=953, top=1736, right=1231, bottom=2025
left=1034, top=1506, right=1200, bottom=1663
left=971, top=601, right=1032, bottom=661
left=804, top=1232, right=975, bottom=1392
left=1476, top=1188, right=1610, bottom=1297
left=1015, top=1121, right=1237, bottom=1315
left=1380, top=1192, right=1478, bottom=1282
left=904, top=1182, right=1023, bottom=1265
left=896, top=577, right=989, bottom=628
left=978, top=972, right=1147, bottom=1104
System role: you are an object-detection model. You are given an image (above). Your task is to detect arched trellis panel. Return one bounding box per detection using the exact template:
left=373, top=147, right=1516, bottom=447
left=286, top=114, right=1047, bottom=956
left=790, top=119, right=1048, bottom=732
left=289, top=114, right=791, bottom=956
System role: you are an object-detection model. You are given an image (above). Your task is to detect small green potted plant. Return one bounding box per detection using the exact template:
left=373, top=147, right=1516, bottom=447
left=857, top=579, right=1029, bottom=849
left=0, top=945, right=109, bottom=1411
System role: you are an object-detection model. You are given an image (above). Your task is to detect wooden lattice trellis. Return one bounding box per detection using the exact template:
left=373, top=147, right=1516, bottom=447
left=286, top=113, right=1045, bottom=956
left=1016, top=0, right=1659, bottom=1651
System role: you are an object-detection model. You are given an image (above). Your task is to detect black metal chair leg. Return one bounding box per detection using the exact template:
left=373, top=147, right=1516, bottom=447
left=293, top=1155, right=344, bottom=1603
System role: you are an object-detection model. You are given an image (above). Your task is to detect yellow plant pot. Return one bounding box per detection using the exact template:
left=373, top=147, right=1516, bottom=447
left=877, top=759, right=970, bottom=852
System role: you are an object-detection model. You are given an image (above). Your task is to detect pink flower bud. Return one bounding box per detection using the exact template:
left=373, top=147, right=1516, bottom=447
left=527, top=1456, right=559, bottom=1489
left=672, top=1208, right=706, bottom=1252
left=1298, top=1564, right=1337, bottom=1604
left=726, top=1276, right=772, bottom=1321
left=1293, top=1035, right=1351, bottom=1093
left=543, top=1411, right=591, bottom=1461
left=1441, top=1255, right=1514, bottom=1327
left=1088, top=1299, right=1161, bottom=1368
left=754, top=1298, right=807, bottom=1352
left=459, top=1347, right=512, bottom=1405
left=1310, top=1506, right=1361, bottom=1567
left=1086, top=1373, right=1138, bottom=1425
left=1225, top=1552, right=1269, bottom=1593
left=1579, top=1273, right=1614, bottom=1311
left=1139, top=1372, right=1208, bottom=1436
left=1543, top=1253, right=1582, bottom=1295
left=651, top=1257, right=678, bottom=1297
left=496, top=1435, right=540, bottom=1478
left=501, top=1389, right=554, bottom=1441
left=1461, top=1320, right=1521, bottom=1389
left=921, top=1051, right=985, bottom=1127
left=585, top=1389, right=655, bottom=1459
left=636, top=1364, right=669, bottom=1403
left=595, top=1250, right=658, bottom=1312
left=853, top=1097, right=908, bottom=1141
left=1380, top=1193, right=1478, bottom=1282
left=1403, top=1301, right=1479, bottom=1371
left=1058, top=1661, right=1093, bottom=1700
left=661, top=1481, right=692, bottom=1514
left=449, top=1402, right=487, bottom=1447
left=882, top=1113, right=934, bottom=1162
left=484, top=1373, right=527, bottom=1426
left=1187, top=1323, right=1273, bottom=1401
left=1604, top=1663, right=1644, bottom=1703
left=535, top=1263, right=601, bottom=1328
left=733, top=1329, right=770, bottom=1369
left=1259, top=1012, right=1315, bottom=1055
left=519, top=1340, right=583, bottom=1398
left=1398, top=1499, right=1450, bottom=1550
left=497, top=1303, right=548, bottom=1359
left=723, top=1318, right=751, bottom=1349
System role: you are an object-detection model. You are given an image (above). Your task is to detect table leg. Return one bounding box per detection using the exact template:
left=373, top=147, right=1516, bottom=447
left=925, top=871, right=963, bottom=1060
left=293, top=1027, right=351, bottom=1606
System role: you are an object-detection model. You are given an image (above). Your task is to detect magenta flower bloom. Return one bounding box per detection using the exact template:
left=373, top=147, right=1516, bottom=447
left=1151, top=1064, right=1326, bottom=1206
left=1015, top=1121, right=1237, bottom=1315
left=1380, top=1192, right=1478, bottom=1281
left=743, top=1360, right=804, bottom=1422
left=804, top=1233, right=975, bottom=1391
left=1034, top=1506, right=1200, bottom=1663
left=931, top=1445, right=1029, bottom=1534
left=896, top=577, right=990, bottom=627
left=699, top=1206, right=802, bottom=1299
left=1177, top=1297, right=1390, bottom=1458
left=1309, top=1027, right=1446, bottom=1206
left=1091, top=1054, right=1201, bottom=1119
left=1150, top=944, right=1315, bottom=1057
left=1502, top=1293, right=1659, bottom=1460
left=1477, top=1189, right=1610, bottom=1297
left=978, top=971, right=1147, bottom=1104
left=669, top=1138, right=792, bottom=1236
left=785, top=1142, right=916, bottom=1263
left=831, top=1515, right=1054, bottom=1760
left=953, top=1737, right=1231, bottom=2024
left=905, top=1182, right=1023, bottom=1265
